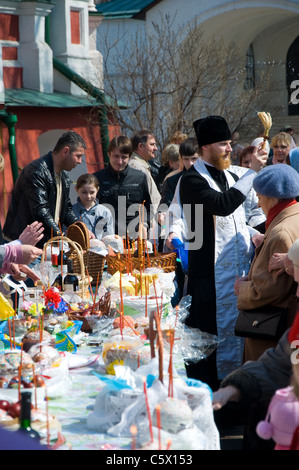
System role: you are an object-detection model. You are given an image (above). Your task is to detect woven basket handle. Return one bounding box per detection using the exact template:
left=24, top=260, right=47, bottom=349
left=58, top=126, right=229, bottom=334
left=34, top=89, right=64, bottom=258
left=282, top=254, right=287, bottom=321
left=41, top=235, right=85, bottom=284
left=149, top=310, right=164, bottom=383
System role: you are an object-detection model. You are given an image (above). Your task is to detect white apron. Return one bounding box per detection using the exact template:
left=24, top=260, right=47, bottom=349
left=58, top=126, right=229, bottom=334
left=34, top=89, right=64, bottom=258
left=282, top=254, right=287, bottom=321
left=194, top=159, right=254, bottom=378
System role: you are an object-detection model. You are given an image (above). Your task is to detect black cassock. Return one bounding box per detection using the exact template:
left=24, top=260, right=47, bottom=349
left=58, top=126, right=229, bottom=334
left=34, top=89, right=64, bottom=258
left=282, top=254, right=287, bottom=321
left=179, top=164, right=245, bottom=389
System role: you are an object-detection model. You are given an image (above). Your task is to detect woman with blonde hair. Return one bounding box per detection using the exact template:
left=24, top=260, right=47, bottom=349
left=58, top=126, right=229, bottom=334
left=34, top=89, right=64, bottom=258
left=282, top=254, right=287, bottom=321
left=270, top=132, right=292, bottom=165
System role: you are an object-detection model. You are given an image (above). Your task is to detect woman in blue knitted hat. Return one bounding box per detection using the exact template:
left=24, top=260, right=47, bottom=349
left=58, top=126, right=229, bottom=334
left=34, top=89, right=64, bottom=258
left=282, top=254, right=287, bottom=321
left=235, top=164, right=299, bottom=361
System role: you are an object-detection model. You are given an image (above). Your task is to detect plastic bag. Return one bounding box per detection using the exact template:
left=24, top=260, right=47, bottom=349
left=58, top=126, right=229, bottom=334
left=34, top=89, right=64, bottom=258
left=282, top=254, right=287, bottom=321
left=87, top=358, right=220, bottom=449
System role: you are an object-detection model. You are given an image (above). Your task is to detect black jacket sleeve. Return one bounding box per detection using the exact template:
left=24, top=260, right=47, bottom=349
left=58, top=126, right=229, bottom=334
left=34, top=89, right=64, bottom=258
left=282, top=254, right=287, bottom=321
left=180, top=169, right=246, bottom=217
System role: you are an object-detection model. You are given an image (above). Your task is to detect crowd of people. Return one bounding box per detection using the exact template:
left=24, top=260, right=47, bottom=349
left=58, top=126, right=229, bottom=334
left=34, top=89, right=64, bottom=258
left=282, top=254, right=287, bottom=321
left=2, top=116, right=299, bottom=450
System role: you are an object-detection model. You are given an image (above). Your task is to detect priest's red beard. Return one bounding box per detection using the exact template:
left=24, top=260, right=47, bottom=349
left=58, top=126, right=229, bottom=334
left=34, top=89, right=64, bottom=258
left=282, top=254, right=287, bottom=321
left=213, top=153, right=231, bottom=171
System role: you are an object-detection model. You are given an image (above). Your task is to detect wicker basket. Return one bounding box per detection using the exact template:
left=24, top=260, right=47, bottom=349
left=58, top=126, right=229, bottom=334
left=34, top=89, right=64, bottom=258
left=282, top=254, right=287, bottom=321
left=42, top=236, right=90, bottom=298
left=68, top=249, right=106, bottom=286
left=106, top=251, right=176, bottom=275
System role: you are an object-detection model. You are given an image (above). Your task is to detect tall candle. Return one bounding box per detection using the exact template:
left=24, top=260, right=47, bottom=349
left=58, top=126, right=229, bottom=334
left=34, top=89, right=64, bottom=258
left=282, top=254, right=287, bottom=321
left=143, top=377, right=153, bottom=443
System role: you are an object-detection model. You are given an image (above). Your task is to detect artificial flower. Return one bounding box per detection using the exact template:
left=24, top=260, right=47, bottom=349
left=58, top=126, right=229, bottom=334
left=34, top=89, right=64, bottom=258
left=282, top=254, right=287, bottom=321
left=43, top=288, right=61, bottom=309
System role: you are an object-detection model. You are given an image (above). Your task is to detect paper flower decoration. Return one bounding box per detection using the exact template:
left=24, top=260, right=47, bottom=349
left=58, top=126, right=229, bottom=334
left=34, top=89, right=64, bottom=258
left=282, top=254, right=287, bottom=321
left=47, top=298, right=68, bottom=314
left=28, top=303, right=44, bottom=316
left=21, top=300, right=33, bottom=312
left=43, top=288, right=61, bottom=309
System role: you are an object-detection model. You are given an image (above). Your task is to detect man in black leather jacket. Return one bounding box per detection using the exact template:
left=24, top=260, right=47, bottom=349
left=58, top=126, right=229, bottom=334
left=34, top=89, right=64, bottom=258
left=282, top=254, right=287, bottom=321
left=3, top=131, right=87, bottom=248
left=94, top=135, right=151, bottom=239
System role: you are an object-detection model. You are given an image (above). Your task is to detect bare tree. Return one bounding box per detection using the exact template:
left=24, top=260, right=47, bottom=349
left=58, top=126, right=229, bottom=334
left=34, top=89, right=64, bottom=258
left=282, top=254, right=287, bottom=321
left=99, top=13, right=284, bottom=150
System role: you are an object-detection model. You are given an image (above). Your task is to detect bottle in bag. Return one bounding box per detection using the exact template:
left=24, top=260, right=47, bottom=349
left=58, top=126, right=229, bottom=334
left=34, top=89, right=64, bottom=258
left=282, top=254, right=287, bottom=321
left=18, top=392, right=41, bottom=441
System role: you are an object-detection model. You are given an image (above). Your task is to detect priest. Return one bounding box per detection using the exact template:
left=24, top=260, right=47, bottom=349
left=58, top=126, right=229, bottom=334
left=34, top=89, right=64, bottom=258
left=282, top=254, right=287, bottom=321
left=180, top=115, right=267, bottom=390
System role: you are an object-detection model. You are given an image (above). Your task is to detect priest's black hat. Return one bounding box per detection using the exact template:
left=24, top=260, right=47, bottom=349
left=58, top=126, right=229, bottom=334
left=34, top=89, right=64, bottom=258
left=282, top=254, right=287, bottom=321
left=193, top=115, right=232, bottom=146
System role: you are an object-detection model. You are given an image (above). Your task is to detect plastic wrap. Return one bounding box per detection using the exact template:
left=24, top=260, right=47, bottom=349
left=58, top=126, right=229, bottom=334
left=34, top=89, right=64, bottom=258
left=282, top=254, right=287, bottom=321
left=158, top=295, right=221, bottom=364
left=101, top=269, right=175, bottom=318
left=86, top=358, right=220, bottom=450
left=102, top=335, right=145, bottom=375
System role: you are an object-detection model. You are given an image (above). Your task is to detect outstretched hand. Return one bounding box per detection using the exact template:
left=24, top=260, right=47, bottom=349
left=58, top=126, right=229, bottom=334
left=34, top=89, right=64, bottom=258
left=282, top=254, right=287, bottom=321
left=212, top=385, right=240, bottom=410
left=19, top=221, right=44, bottom=246
left=9, top=263, right=40, bottom=282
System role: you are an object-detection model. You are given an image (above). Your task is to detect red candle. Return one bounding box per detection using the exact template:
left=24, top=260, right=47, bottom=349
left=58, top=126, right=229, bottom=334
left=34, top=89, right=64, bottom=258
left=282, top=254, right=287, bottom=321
left=143, top=377, right=153, bottom=443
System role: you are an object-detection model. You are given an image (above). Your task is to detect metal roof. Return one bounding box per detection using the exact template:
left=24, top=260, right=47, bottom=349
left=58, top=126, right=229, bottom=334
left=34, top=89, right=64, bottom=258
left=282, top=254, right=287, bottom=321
left=95, top=0, right=159, bottom=19
left=4, top=88, right=127, bottom=109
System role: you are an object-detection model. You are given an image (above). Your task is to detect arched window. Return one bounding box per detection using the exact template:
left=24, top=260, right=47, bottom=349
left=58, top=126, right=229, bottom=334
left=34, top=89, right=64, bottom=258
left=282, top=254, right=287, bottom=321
left=287, top=36, right=299, bottom=115
left=244, top=44, right=255, bottom=90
